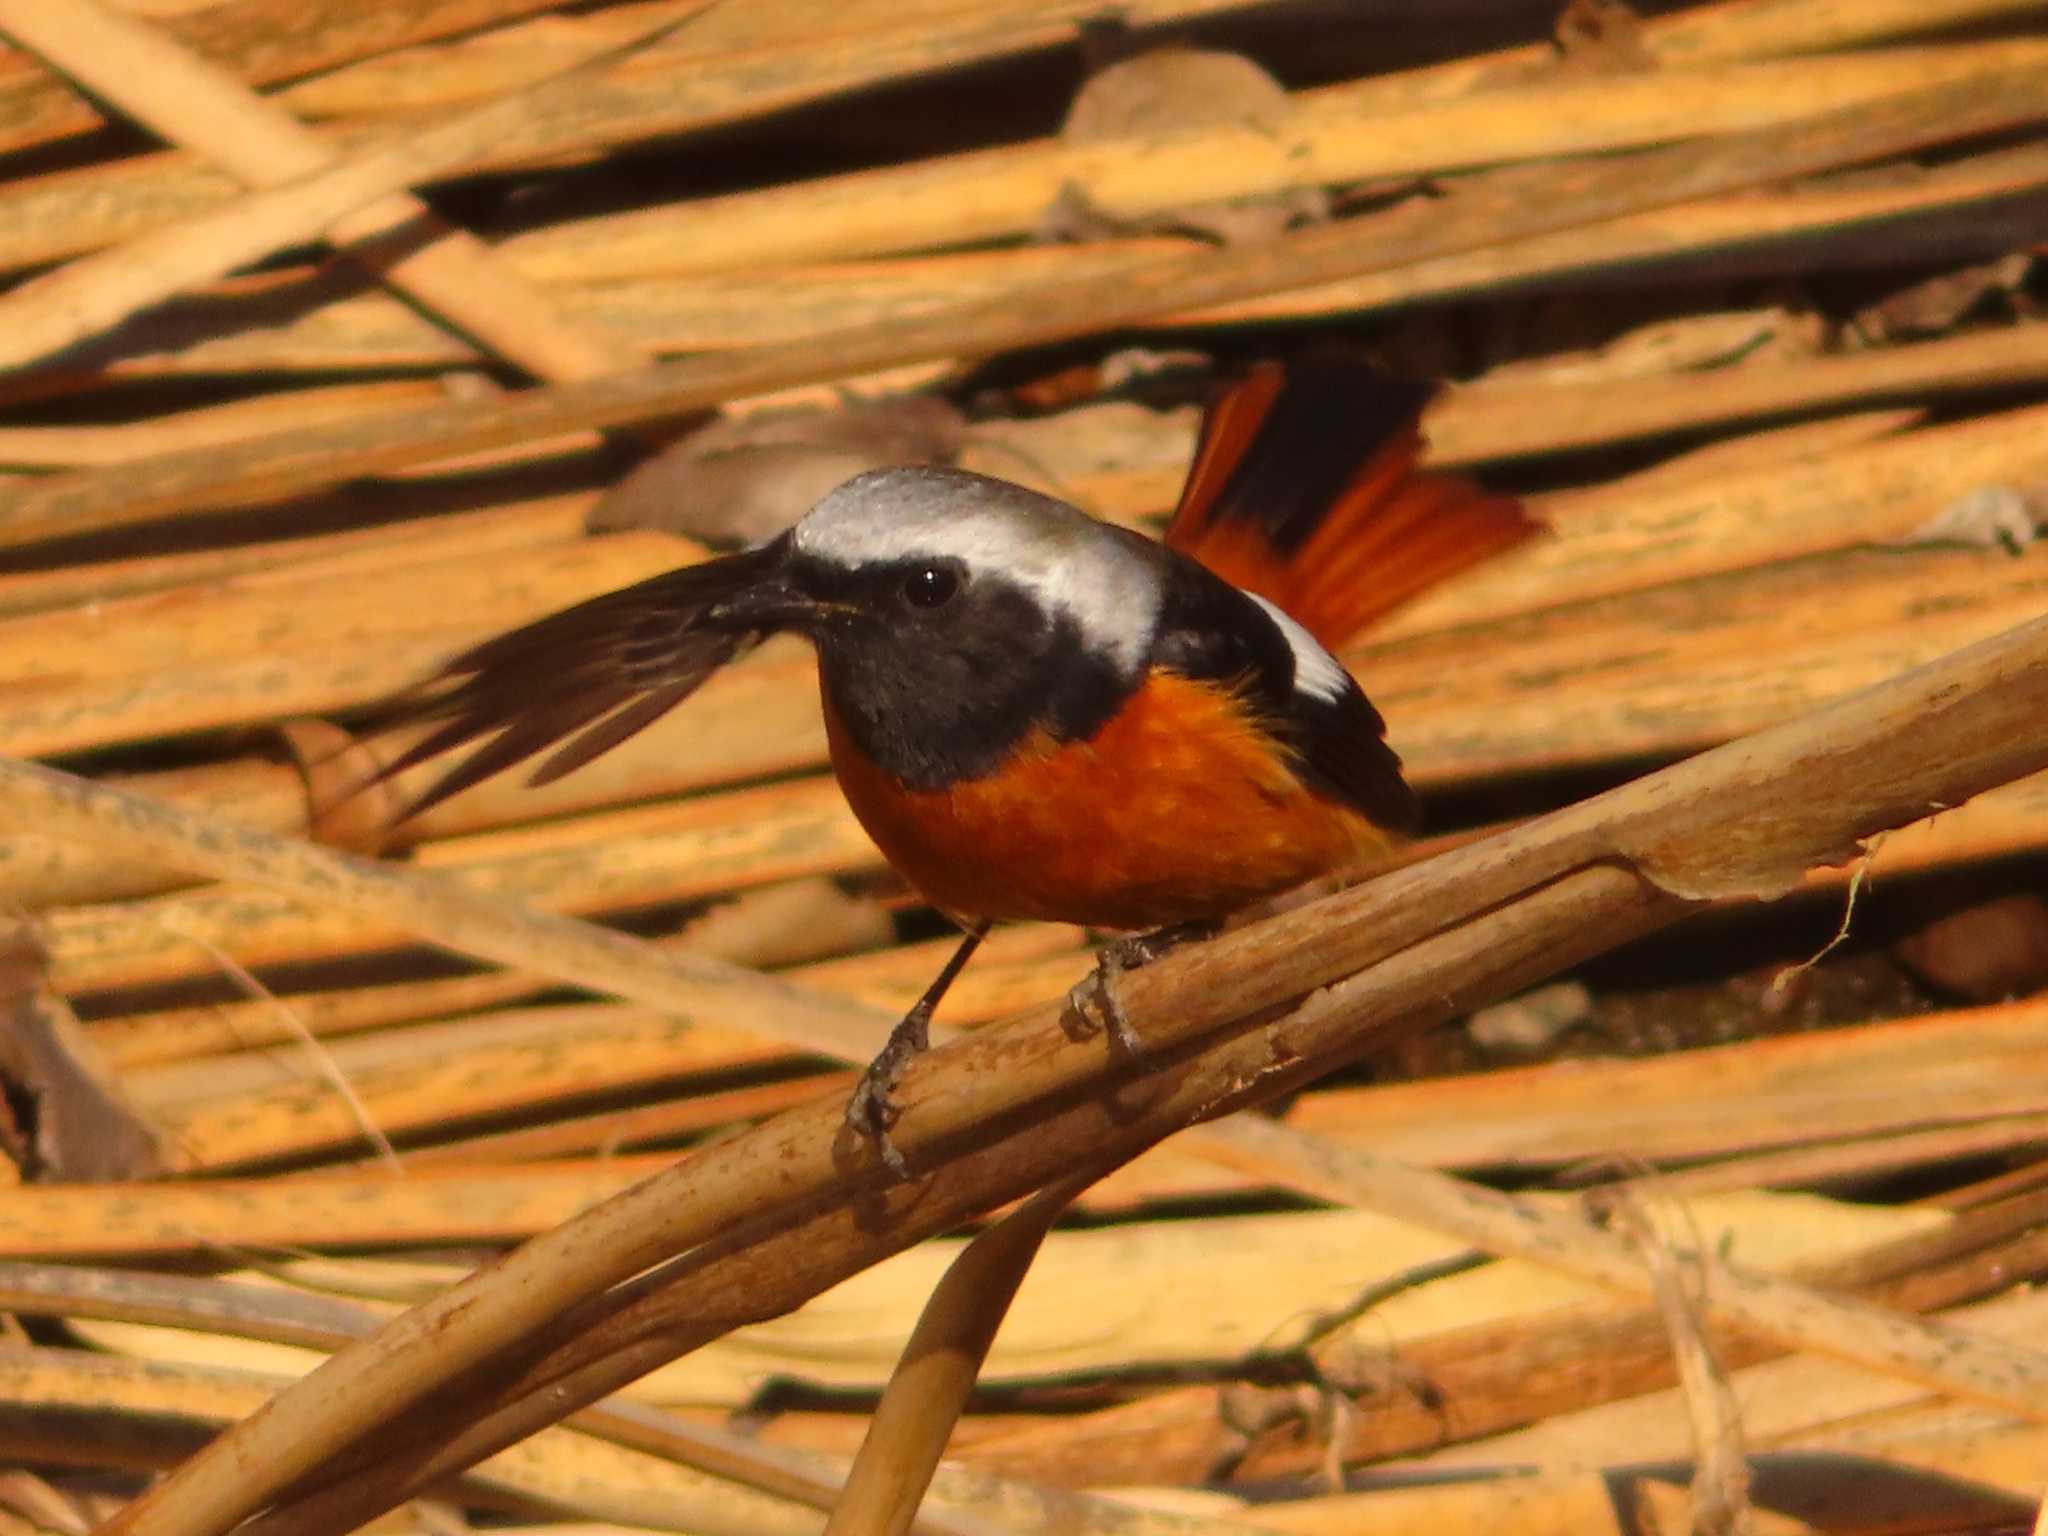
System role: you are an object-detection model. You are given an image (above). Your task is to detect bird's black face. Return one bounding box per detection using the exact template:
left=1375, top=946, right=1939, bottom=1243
left=777, top=547, right=1128, bottom=789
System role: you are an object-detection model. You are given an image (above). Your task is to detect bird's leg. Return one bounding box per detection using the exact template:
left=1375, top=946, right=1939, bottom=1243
left=845, top=919, right=990, bottom=1177
left=1067, top=919, right=1218, bottom=1057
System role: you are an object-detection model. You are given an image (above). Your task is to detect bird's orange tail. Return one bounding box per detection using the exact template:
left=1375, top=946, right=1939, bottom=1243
left=1165, top=355, right=1537, bottom=648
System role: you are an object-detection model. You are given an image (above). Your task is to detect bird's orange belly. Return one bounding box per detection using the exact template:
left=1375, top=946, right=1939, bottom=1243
left=823, top=671, right=1399, bottom=931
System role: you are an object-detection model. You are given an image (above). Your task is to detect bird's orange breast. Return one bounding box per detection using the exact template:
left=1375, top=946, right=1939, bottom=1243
left=823, top=670, right=1398, bottom=931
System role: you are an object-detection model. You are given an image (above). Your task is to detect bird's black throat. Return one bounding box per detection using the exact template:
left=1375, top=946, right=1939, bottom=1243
left=807, top=561, right=1131, bottom=790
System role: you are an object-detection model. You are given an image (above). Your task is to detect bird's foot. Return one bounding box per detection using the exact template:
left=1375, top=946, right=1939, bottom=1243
left=1065, top=921, right=1217, bottom=1057
left=843, top=1002, right=932, bottom=1179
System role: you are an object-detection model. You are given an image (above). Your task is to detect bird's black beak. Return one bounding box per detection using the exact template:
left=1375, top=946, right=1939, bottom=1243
left=702, top=532, right=824, bottom=634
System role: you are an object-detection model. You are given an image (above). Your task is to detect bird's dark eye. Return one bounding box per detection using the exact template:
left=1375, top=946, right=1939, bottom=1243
left=901, top=564, right=960, bottom=609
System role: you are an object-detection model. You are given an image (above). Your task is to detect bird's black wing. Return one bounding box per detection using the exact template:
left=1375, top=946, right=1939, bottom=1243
left=367, top=544, right=781, bottom=819
left=1148, top=544, right=1419, bottom=835
left=1274, top=672, right=1420, bottom=837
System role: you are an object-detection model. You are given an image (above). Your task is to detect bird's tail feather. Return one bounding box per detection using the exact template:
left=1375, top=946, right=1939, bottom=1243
left=1164, top=354, right=1537, bottom=648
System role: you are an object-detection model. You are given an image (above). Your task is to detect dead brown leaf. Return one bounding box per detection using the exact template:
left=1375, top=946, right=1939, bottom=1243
left=278, top=718, right=408, bottom=856
left=1043, top=47, right=1329, bottom=246
left=0, top=925, right=173, bottom=1181
left=1554, top=0, right=1658, bottom=76
left=1851, top=252, right=2036, bottom=343
left=588, top=394, right=966, bottom=545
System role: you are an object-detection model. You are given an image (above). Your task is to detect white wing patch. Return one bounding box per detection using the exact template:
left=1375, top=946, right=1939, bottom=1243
left=1248, top=594, right=1352, bottom=704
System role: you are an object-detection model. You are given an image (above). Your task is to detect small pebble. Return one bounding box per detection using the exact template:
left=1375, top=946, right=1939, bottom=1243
left=1467, top=980, right=1594, bottom=1056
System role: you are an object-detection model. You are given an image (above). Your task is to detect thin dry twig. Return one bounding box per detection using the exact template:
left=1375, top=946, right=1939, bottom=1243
left=161, top=916, right=402, bottom=1174
left=1610, top=1191, right=1754, bottom=1536
left=1769, top=835, right=1883, bottom=996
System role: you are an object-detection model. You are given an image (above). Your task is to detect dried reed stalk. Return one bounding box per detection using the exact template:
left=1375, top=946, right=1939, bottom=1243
left=0, top=371, right=2037, bottom=926
left=1645, top=1116, right=2048, bottom=1197
left=0, top=0, right=569, bottom=158
left=0, top=1341, right=877, bottom=1532
left=0, top=0, right=1260, bottom=274
left=0, top=532, right=690, bottom=758
left=1429, top=326, right=2048, bottom=475
left=98, top=141, right=2046, bottom=378
left=0, top=1161, right=676, bottom=1257
left=824, top=1176, right=1088, bottom=1536
left=1203, top=1117, right=2048, bottom=1432
left=0, top=0, right=690, bottom=373
left=1412, top=1283, right=2048, bottom=1476
left=1280, top=994, right=2048, bottom=1173
left=2, top=68, right=2038, bottom=544
left=91, top=587, right=2048, bottom=1535
left=503, top=41, right=2048, bottom=281
left=0, top=491, right=588, bottom=618
left=966, top=1192, right=2048, bottom=1486
left=0, top=381, right=443, bottom=468
left=30, top=535, right=2048, bottom=998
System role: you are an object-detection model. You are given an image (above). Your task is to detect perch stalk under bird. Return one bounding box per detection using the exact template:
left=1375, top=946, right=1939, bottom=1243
left=371, top=356, right=1536, bottom=1172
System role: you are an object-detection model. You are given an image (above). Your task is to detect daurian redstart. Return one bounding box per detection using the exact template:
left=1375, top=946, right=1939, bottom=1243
left=377, top=355, right=1534, bottom=1171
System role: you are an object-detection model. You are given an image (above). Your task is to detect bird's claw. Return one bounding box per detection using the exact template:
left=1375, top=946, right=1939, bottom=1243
left=1066, top=922, right=1216, bottom=1056
left=843, top=1072, right=908, bottom=1180
left=844, top=1003, right=931, bottom=1179
left=1066, top=948, right=1144, bottom=1057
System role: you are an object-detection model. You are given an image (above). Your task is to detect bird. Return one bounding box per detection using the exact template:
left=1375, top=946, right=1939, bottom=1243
left=367, top=354, right=1535, bottom=1172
